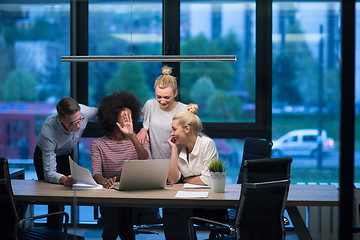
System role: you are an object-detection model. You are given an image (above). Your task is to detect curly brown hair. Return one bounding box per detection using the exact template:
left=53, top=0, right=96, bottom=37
left=97, top=91, right=141, bottom=134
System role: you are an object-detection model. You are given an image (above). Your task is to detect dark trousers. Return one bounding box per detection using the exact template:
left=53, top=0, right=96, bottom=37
left=33, top=145, right=72, bottom=230
left=100, top=207, right=135, bottom=240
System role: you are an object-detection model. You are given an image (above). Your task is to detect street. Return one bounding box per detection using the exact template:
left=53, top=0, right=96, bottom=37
left=290, top=150, right=360, bottom=168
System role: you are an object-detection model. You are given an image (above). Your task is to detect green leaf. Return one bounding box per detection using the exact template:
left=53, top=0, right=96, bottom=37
left=208, top=159, right=227, bottom=172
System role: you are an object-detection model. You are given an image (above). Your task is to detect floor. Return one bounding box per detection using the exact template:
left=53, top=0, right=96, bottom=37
left=67, top=226, right=299, bottom=240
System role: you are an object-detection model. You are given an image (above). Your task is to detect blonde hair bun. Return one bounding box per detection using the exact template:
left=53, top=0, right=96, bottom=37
left=161, top=66, right=172, bottom=75
left=187, top=103, right=198, bottom=115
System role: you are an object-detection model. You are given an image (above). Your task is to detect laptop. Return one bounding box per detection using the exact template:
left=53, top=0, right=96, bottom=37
left=114, top=159, right=170, bottom=191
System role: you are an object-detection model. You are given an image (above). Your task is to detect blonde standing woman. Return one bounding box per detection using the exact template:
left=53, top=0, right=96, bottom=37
left=137, top=66, right=187, bottom=159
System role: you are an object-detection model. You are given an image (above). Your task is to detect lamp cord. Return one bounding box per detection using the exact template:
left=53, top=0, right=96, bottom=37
left=130, top=0, right=133, bottom=56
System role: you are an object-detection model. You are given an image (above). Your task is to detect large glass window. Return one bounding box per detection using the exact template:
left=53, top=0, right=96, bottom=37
left=0, top=0, right=71, bottom=226
left=83, top=0, right=163, bottom=224
left=180, top=2, right=255, bottom=123
left=88, top=1, right=162, bottom=107
left=4, top=0, right=356, bottom=229
left=355, top=2, right=360, bottom=184
left=0, top=2, right=70, bottom=166
left=272, top=2, right=341, bottom=183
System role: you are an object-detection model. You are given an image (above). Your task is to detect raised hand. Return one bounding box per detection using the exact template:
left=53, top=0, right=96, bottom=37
left=116, top=111, right=134, bottom=136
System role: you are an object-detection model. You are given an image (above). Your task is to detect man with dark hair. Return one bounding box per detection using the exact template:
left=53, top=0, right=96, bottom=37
left=33, top=97, right=97, bottom=230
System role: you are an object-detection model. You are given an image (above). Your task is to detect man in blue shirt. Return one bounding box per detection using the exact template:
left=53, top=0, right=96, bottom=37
left=33, top=97, right=97, bottom=229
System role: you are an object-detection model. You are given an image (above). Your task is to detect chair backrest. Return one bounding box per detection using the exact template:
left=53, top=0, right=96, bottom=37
left=235, top=157, right=292, bottom=240
left=0, top=157, right=19, bottom=239
left=237, top=137, right=273, bottom=184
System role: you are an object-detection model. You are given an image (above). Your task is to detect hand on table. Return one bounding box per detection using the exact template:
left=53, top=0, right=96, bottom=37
left=102, top=176, right=117, bottom=189
left=60, top=175, right=76, bottom=187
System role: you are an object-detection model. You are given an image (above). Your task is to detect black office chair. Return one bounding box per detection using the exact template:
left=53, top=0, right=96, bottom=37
left=188, top=157, right=292, bottom=240
left=237, top=137, right=273, bottom=184
left=353, top=185, right=360, bottom=233
left=195, top=138, right=274, bottom=238
left=0, top=157, right=83, bottom=240
left=132, top=207, right=162, bottom=235
left=222, top=138, right=273, bottom=223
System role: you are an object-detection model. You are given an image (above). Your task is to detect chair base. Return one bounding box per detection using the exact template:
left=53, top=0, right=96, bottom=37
left=19, top=227, right=84, bottom=240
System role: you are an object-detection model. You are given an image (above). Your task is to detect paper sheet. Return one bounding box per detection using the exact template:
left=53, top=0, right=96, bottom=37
left=183, top=183, right=211, bottom=189
left=175, top=191, right=209, bottom=198
left=69, top=157, right=103, bottom=189
left=72, top=183, right=103, bottom=190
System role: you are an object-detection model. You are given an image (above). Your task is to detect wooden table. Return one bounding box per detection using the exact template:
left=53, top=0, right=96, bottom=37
left=12, top=180, right=339, bottom=240
left=287, top=184, right=339, bottom=240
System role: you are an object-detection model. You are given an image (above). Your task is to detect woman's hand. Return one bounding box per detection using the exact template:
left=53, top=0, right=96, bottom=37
left=137, top=128, right=149, bottom=143
left=116, top=111, right=134, bottom=136
left=102, top=176, right=117, bottom=189
left=167, top=137, right=178, bottom=149
left=167, top=137, right=180, bottom=184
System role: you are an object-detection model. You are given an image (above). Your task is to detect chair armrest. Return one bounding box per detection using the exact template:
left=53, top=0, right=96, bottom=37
left=18, top=211, right=69, bottom=237
left=245, top=179, right=290, bottom=188
left=188, top=216, right=235, bottom=240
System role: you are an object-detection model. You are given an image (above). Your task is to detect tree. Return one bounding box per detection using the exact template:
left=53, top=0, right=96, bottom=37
left=273, top=52, right=301, bottom=104
left=244, top=51, right=256, bottom=102
left=180, top=33, right=238, bottom=102
left=2, top=68, right=37, bottom=101
left=190, top=76, right=216, bottom=113
left=105, top=62, right=152, bottom=104
left=323, top=69, right=340, bottom=113
left=285, top=16, right=319, bottom=105
left=206, top=90, right=242, bottom=121
left=273, top=5, right=318, bottom=106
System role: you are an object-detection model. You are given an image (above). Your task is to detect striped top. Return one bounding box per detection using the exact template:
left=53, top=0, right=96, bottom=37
left=90, top=136, right=151, bottom=179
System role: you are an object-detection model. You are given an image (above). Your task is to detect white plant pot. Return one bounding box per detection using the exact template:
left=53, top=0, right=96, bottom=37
left=210, top=171, right=226, bottom=193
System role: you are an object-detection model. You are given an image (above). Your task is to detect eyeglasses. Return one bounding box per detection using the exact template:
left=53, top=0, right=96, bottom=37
left=67, top=117, right=85, bottom=128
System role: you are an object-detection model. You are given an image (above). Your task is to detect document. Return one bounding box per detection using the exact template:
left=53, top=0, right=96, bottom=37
left=175, top=191, right=209, bottom=198
left=69, top=157, right=103, bottom=190
left=183, top=183, right=211, bottom=189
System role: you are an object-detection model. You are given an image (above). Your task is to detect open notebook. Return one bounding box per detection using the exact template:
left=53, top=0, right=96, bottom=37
left=113, top=159, right=170, bottom=191
left=69, top=157, right=103, bottom=189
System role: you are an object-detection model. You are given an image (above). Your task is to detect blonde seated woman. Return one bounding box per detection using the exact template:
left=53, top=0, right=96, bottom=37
left=163, top=104, right=226, bottom=240
left=166, top=103, right=218, bottom=185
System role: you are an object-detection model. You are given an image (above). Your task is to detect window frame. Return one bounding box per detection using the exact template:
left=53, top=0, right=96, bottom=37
left=75, top=0, right=273, bottom=141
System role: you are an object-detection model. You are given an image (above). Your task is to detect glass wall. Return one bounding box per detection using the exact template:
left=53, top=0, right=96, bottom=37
left=0, top=2, right=70, bottom=169
left=355, top=2, right=360, bottom=184
left=0, top=0, right=71, bottom=225
left=2, top=0, right=357, bottom=228
left=88, top=1, right=162, bottom=107
left=177, top=1, right=256, bottom=183
left=179, top=1, right=255, bottom=123
left=272, top=2, right=341, bottom=183
left=80, top=0, right=163, bottom=224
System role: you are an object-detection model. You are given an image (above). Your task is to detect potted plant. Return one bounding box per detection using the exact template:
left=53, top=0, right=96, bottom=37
left=208, top=159, right=227, bottom=193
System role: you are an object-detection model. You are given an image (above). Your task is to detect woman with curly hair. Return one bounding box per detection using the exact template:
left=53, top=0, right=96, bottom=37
left=91, top=91, right=150, bottom=240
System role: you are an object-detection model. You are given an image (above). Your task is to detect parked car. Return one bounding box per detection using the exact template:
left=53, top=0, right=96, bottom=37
left=272, top=129, right=335, bottom=158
